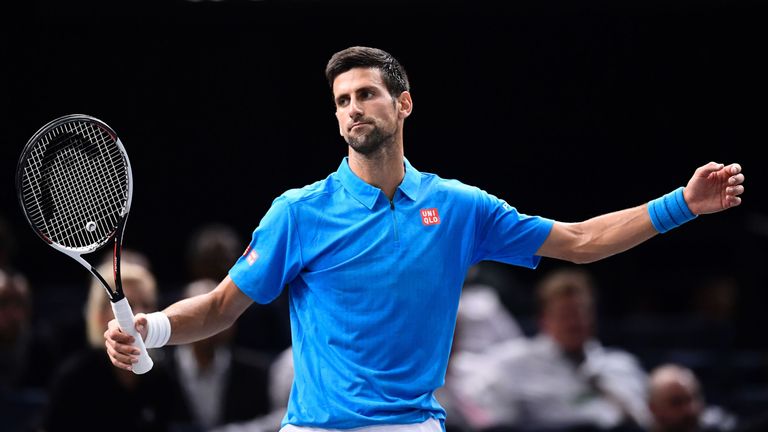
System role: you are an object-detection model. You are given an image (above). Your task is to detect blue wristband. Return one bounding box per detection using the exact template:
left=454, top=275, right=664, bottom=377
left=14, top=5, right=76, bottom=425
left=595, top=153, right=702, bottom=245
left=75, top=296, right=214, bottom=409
left=647, top=187, right=697, bottom=233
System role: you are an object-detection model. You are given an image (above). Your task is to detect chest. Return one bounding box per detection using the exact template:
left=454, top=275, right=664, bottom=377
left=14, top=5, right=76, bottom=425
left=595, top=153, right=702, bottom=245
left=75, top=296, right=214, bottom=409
left=300, top=198, right=471, bottom=275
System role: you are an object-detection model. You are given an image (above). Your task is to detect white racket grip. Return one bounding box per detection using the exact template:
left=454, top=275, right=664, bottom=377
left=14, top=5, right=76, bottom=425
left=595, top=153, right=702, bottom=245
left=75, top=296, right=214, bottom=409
left=111, top=297, right=154, bottom=374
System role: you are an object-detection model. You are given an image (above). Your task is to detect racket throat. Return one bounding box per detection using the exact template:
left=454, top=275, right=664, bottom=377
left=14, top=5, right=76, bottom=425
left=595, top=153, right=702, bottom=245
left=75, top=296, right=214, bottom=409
left=90, top=267, right=125, bottom=302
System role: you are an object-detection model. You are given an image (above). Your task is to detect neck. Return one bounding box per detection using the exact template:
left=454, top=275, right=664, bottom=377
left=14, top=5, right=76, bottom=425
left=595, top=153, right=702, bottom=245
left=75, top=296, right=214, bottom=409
left=348, top=143, right=404, bottom=201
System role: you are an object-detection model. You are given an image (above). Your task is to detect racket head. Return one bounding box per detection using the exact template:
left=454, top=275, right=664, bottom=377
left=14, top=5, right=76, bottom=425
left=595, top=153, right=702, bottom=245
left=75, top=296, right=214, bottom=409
left=16, top=114, right=133, bottom=254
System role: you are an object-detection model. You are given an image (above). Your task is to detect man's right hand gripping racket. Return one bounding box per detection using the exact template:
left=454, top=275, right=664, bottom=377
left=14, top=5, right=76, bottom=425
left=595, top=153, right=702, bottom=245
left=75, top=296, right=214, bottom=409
left=16, top=114, right=153, bottom=374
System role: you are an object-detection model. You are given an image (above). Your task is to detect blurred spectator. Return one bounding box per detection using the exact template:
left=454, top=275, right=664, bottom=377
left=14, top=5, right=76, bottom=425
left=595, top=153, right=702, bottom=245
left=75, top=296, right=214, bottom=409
left=0, top=269, right=57, bottom=432
left=185, top=223, right=290, bottom=357
left=648, top=363, right=739, bottom=432
left=169, top=278, right=272, bottom=431
left=461, top=266, right=651, bottom=431
left=50, top=248, right=154, bottom=363
left=42, top=261, right=190, bottom=432
left=210, top=345, right=295, bottom=432
left=437, top=267, right=525, bottom=432
left=0, top=269, right=54, bottom=389
left=186, top=223, right=243, bottom=281
left=454, top=266, right=524, bottom=354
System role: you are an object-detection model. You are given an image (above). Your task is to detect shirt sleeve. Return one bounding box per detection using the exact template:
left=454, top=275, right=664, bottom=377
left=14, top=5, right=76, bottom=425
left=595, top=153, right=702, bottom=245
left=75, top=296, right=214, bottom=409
left=229, top=196, right=303, bottom=304
left=471, top=188, right=554, bottom=268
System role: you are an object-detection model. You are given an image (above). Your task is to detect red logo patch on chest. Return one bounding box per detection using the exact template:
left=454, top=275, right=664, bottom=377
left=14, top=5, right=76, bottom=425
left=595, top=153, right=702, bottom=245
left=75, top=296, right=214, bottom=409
left=420, top=208, right=441, bottom=226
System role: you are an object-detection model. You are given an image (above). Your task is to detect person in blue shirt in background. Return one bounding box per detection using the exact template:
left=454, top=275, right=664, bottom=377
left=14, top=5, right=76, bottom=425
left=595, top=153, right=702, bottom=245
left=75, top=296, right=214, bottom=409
left=104, top=46, right=745, bottom=432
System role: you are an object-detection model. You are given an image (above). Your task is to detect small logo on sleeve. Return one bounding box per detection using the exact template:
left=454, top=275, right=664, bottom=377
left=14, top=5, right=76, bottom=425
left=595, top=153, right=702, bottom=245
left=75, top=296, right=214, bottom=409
left=246, top=249, right=259, bottom=265
left=420, top=208, right=441, bottom=226
left=243, top=245, right=259, bottom=265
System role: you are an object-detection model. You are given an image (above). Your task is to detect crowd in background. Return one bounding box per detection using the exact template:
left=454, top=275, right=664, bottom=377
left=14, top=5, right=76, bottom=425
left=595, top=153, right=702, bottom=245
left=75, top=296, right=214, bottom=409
left=1, top=212, right=767, bottom=432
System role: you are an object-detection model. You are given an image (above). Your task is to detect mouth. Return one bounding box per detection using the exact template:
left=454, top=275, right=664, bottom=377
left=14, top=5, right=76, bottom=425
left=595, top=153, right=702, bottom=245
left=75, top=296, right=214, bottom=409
left=349, top=122, right=371, bottom=132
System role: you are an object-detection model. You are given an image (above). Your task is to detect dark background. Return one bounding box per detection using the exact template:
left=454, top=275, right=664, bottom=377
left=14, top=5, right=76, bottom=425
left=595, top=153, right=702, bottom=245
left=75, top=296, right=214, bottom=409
left=2, top=0, right=768, bottom=417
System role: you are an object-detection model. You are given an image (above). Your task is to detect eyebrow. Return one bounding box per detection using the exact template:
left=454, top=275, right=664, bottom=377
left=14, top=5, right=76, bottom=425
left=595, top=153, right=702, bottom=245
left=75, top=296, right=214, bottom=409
left=335, top=85, right=379, bottom=103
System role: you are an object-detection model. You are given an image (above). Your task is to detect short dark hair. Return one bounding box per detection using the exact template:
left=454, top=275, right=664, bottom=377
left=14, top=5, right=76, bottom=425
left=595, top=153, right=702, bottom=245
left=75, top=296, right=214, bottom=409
left=535, top=267, right=596, bottom=314
left=325, top=46, right=410, bottom=97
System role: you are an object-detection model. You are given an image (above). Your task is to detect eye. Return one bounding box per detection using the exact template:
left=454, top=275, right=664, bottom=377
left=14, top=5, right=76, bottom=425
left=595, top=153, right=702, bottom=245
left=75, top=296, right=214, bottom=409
left=336, top=96, right=349, bottom=107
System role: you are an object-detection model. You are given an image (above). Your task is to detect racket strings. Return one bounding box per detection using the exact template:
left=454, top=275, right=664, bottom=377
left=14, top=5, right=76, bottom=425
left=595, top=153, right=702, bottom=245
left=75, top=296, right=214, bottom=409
left=32, top=135, right=125, bottom=248
left=20, top=121, right=129, bottom=250
left=46, top=122, right=127, bottom=245
left=49, top=145, right=114, bottom=246
left=53, top=122, right=126, bottom=243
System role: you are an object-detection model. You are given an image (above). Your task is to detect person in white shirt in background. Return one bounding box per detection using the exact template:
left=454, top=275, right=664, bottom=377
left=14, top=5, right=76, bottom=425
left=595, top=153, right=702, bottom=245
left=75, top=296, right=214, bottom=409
left=437, top=265, right=525, bottom=432
left=211, top=345, right=294, bottom=432
left=460, top=266, right=651, bottom=431
left=172, top=279, right=272, bottom=431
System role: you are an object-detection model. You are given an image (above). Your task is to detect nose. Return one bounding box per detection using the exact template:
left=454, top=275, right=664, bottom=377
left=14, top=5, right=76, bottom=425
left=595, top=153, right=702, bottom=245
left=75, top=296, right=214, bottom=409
left=347, top=97, right=364, bottom=119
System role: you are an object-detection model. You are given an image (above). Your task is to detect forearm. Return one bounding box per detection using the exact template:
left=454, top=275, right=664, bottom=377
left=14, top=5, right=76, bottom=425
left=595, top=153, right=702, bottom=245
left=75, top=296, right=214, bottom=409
left=576, top=204, right=658, bottom=261
left=163, top=276, right=252, bottom=345
left=539, top=205, right=658, bottom=264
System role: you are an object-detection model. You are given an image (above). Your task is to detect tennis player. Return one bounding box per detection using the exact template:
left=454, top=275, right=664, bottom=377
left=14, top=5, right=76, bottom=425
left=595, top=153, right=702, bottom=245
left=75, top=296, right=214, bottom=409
left=104, top=46, right=745, bottom=432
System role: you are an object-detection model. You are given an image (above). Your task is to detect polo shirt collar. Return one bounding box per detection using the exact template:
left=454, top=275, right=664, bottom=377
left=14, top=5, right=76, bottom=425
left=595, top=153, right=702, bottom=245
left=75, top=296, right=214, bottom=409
left=336, top=156, right=421, bottom=210
left=399, top=157, right=421, bottom=201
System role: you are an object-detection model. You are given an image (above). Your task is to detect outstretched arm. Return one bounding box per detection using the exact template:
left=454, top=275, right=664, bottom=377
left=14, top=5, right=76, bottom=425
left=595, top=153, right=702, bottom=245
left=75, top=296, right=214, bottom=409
left=104, top=275, right=253, bottom=371
left=536, top=162, right=744, bottom=264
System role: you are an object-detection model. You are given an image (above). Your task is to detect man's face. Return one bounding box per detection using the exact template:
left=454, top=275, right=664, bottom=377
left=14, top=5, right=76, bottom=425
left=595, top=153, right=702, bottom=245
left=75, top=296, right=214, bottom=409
left=332, top=67, right=401, bottom=155
left=540, top=294, right=593, bottom=352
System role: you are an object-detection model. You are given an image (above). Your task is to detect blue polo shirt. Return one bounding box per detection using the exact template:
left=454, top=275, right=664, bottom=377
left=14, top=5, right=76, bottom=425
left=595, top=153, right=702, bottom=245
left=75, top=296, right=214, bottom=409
left=229, top=157, right=554, bottom=430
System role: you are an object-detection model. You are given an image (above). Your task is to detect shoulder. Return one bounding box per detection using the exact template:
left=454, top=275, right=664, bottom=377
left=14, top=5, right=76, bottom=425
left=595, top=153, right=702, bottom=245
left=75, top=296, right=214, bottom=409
left=592, top=342, right=646, bottom=371
left=421, top=168, right=476, bottom=191
left=276, top=173, right=342, bottom=207
left=417, top=169, right=489, bottom=204
left=484, top=337, right=535, bottom=365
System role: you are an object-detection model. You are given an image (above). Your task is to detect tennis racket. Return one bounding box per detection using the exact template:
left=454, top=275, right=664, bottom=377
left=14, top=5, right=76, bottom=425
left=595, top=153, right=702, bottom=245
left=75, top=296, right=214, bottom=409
left=15, top=114, right=153, bottom=374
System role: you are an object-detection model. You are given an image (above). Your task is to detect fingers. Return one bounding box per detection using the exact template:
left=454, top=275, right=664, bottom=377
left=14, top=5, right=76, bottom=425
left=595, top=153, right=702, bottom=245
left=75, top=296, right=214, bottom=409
left=103, top=319, right=139, bottom=371
left=724, top=163, right=744, bottom=208
left=697, top=161, right=725, bottom=177
left=134, top=314, right=149, bottom=339
left=728, top=163, right=742, bottom=175
left=726, top=195, right=742, bottom=208
left=728, top=173, right=745, bottom=185
left=105, top=343, right=139, bottom=371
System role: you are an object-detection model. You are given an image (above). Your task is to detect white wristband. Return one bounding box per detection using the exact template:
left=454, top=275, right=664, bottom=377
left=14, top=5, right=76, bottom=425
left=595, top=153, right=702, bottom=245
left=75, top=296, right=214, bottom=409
left=143, top=312, right=171, bottom=348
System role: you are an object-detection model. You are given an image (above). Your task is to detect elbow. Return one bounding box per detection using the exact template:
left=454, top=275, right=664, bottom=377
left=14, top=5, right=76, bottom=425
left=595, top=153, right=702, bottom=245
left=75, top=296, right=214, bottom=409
left=207, top=291, right=238, bottom=332
left=567, top=253, right=601, bottom=265
left=209, top=276, right=251, bottom=332
left=217, top=298, right=240, bottom=330
left=555, top=246, right=600, bottom=264
left=562, top=225, right=602, bottom=264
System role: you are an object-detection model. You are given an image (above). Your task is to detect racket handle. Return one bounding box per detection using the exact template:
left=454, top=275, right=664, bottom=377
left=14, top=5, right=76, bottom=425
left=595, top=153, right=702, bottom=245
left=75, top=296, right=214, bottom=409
left=111, top=297, right=154, bottom=374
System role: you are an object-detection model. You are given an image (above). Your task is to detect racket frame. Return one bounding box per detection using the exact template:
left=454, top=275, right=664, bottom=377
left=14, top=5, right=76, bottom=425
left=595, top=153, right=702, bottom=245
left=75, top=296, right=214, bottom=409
left=16, top=114, right=153, bottom=374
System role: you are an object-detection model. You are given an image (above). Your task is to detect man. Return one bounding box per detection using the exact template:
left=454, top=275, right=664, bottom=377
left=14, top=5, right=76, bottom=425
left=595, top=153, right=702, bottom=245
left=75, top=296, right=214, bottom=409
left=105, top=46, right=745, bottom=432
left=169, top=279, right=271, bottom=430
left=455, top=267, right=651, bottom=430
left=648, top=364, right=738, bottom=432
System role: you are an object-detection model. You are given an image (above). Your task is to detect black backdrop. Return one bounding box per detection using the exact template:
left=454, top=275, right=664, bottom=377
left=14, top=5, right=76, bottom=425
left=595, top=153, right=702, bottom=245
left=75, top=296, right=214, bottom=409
left=3, top=1, right=767, bottom=335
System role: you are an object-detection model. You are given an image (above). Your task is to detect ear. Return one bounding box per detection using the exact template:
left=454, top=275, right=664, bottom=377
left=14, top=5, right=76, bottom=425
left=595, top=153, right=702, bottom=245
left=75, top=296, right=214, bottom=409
left=397, top=91, right=413, bottom=119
